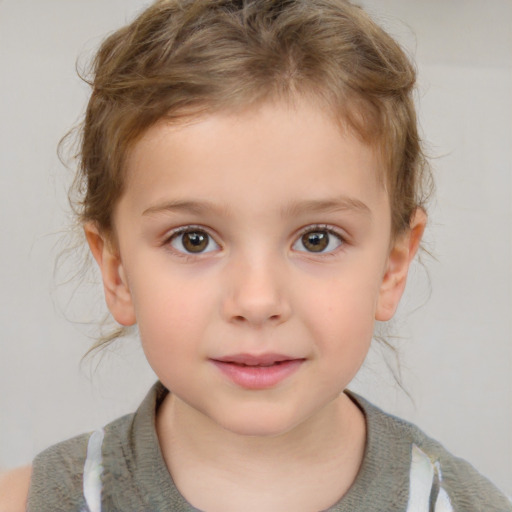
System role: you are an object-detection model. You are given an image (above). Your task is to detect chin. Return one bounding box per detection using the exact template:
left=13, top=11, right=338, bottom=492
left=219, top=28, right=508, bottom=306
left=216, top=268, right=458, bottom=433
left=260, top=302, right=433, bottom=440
left=214, top=410, right=304, bottom=438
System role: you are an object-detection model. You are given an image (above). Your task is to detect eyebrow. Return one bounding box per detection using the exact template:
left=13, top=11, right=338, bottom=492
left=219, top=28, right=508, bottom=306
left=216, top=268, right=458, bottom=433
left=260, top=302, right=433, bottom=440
left=281, top=197, right=371, bottom=219
left=142, top=196, right=371, bottom=218
left=143, top=200, right=230, bottom=217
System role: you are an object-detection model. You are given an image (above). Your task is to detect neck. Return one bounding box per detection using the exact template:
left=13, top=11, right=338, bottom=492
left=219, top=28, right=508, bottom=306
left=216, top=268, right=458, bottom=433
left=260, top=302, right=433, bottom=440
left=156, top=392, right=366, bottom=512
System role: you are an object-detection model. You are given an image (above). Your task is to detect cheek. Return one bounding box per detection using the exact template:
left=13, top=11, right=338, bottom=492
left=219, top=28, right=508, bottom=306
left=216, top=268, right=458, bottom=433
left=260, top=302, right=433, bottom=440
left=129, top=267, right=218, bottom=354
left=298, top=264, right=383, bottom=357
left=304, top=265, right=382, bottom=322
left=134, top=282, right=211, bottom=386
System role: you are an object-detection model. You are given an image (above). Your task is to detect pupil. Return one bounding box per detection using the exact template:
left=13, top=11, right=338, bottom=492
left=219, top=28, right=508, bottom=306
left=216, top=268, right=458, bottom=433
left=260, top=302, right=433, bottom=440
left=303, top=231, right=328, bottom=252
left=183, top=231, right=208, bottom=252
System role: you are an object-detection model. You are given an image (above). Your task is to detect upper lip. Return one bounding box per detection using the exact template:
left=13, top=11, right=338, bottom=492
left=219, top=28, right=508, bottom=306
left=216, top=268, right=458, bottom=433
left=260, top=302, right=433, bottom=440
left=213, top=353, right=302, bottom=366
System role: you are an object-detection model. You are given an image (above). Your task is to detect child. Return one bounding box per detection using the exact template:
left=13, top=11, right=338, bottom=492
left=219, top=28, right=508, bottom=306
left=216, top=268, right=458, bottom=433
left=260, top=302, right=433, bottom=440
left=1, top=0, right=510, bottom=510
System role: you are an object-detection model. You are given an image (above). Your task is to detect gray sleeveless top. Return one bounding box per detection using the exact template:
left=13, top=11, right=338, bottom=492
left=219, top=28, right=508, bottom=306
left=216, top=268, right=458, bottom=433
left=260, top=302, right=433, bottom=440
left=27, top=382, right=511, bottom=511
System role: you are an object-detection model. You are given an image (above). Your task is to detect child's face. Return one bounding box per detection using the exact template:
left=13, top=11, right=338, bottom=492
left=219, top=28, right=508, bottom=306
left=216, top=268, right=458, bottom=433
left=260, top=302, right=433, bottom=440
left=88, top=99, right=420, bottom=437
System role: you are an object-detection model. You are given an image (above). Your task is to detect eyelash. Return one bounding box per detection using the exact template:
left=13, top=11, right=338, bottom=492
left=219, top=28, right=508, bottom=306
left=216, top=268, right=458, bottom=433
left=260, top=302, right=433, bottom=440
left=293, top=224, right=346, bottom=255
left=164, top=225, right=219, bottom=259
left=163, top=224, right=346, bottom=258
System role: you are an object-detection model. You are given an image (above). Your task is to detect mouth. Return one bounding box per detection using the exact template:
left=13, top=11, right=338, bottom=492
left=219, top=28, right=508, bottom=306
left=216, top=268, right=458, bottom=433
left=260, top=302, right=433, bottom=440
left=214, top=353, right=299, bottom=366
left=211, top=353, right=305, bottom=389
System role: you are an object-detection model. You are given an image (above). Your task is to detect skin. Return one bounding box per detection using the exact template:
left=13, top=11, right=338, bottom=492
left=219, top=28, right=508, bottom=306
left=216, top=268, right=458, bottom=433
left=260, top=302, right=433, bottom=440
left=0, top=466, right=32, bottom=511
left=0, top=99, right=424, bottom=511
left=87, top=99, right=425, bottom=511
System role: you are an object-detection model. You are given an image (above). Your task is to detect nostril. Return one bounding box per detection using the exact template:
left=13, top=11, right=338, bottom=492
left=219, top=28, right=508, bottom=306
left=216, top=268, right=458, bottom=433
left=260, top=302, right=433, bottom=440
left=231, top=313, right=282, bottom=324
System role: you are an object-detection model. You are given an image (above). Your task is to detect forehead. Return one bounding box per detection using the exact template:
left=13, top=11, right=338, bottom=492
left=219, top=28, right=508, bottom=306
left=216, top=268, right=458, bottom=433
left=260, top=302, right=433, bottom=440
left=120, top=100, right=389, bottom=222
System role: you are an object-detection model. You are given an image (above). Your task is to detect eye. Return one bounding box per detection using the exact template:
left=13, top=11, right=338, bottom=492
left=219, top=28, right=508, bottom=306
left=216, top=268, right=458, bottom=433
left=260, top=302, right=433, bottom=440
left=169, top=228, right=220, bottom=254
left=293, top=227, right=344, bottom=254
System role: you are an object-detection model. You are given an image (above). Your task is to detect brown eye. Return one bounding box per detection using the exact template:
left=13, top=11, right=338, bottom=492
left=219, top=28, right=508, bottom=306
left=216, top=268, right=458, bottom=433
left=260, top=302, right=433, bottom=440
left=183, top=231, right=208, bottom=252
left=170, top=229, right=219, bottom=254
left=302, top=231, right=329, bottom=252
left=293, top=228, right=343, bottom=254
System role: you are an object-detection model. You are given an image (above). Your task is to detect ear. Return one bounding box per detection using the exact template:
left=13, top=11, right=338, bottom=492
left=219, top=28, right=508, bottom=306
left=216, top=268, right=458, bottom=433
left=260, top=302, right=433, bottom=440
left=84, top=223, right=136, bottom=326
left=375, top=208, right=427, bottom=321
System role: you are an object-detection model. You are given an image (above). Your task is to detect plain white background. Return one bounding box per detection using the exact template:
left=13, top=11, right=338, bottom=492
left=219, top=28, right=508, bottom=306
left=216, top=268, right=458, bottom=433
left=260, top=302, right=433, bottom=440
left=0, top=0, right=510, bottom=496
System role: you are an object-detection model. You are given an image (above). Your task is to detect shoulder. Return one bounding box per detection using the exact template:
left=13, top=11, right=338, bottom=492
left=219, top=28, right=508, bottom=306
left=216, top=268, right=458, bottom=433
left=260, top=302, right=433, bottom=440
left=26, top=413, right=135, bottom=511
left=389, top=414, right=510, bottom=509
left=19, top=385, right=161, bottom=511
left=27, top=431, right=92, bottom=511
left=0, top=466, right=32, bottom=512
left=417, top=437, right=512, bottom=511
left=349, top=392, right=512, bottom=511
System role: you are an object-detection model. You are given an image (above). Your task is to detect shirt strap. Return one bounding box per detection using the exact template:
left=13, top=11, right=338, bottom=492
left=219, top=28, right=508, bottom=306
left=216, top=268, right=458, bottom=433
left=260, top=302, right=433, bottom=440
left=407, top=444, right=454, bottom=512
left=82, top=428, right=105, bottom=512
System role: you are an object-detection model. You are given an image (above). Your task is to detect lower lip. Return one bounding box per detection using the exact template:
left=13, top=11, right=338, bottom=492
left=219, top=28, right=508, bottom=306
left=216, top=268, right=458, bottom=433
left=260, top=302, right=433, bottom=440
left=212, top=360, right=304, bottom=390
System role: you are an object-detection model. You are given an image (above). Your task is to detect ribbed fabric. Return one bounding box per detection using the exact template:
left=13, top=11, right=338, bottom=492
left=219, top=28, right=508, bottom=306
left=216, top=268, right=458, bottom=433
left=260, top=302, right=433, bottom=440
left=27, top=382, right=512, bottom=512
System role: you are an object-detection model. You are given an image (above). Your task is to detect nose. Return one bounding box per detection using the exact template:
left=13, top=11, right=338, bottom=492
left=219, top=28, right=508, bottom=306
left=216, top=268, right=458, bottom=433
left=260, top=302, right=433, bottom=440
left=221, top=254, right=291, bottom=327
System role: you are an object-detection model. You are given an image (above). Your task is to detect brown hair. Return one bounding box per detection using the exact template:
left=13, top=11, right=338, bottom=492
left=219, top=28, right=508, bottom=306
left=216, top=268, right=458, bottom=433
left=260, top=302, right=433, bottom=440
left=71, top=0, right=431, bottom=352
left=76, top=0, right=431, bottom=240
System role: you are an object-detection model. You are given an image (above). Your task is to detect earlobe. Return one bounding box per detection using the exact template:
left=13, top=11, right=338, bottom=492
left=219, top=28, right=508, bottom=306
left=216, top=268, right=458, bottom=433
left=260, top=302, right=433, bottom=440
left=375, top=208, right=426, bottom=321
left=84, top=223, right=136, bottom=326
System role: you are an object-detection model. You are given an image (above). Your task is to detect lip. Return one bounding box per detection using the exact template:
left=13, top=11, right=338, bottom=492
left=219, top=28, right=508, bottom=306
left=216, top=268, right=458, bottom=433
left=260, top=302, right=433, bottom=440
left=211, top=353, right=305, bottom=390
left=214, top=353, right=297, bottom=366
